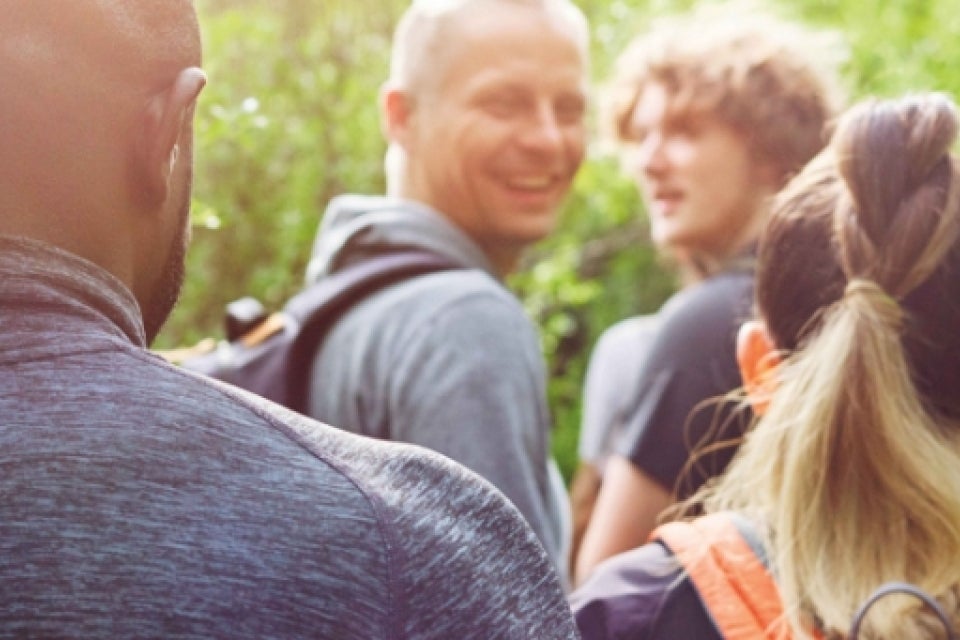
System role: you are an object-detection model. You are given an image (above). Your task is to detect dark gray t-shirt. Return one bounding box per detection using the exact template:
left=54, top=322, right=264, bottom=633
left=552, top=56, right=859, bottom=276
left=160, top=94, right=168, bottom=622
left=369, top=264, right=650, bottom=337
left=617, top=269, right=754, bottom=498
left=0, top=236, right=578, bottom=639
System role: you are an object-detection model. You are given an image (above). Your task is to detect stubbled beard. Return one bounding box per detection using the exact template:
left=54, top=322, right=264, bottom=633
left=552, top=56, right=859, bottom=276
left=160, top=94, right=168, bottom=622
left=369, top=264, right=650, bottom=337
left=141, top=200, right=189, bottom=346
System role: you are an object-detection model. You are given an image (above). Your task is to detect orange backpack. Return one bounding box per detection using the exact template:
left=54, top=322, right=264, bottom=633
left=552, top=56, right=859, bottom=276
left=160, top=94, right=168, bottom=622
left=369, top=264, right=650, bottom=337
left=653, top=512, right=823, bottom=640
left=655, top=513, right=958, bottom=639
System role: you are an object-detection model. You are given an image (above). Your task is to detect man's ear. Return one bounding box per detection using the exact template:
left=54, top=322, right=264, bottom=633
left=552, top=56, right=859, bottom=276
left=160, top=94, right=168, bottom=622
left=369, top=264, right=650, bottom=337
left=379, top=82, right=414, bottom=147
left=736, top=319, right=781, bottom=416
left=136, top=67, right=206, bottom=206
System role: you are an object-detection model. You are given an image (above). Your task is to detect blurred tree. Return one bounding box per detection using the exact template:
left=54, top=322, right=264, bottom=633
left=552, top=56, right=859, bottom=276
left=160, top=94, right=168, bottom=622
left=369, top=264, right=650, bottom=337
left=161, top=0, right=960, bottom=482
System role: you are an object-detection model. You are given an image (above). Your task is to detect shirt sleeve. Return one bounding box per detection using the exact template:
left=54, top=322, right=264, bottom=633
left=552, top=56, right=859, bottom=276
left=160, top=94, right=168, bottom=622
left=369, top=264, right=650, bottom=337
left=616, top=273, right=754, bottom=497
left=321, top=423, right=580, bottom=639
left=579, top=315, right=662, bottom=469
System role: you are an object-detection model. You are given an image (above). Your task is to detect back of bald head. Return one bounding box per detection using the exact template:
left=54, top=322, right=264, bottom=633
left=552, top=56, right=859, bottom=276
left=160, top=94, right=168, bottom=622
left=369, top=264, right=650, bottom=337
left=1, top=0, right=200, bottom=97
left=0, top=0, right=201, bottom=229
left=388, top=0, right=588, bottom=96
left=2, top=0, right=199, bottom=141
left=0, top=0, right=204, bottom=297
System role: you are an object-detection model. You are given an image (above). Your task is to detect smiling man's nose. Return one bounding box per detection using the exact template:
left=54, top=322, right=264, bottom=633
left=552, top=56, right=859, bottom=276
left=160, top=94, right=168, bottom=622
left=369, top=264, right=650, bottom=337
left=520, top=104, right=567, bottom=153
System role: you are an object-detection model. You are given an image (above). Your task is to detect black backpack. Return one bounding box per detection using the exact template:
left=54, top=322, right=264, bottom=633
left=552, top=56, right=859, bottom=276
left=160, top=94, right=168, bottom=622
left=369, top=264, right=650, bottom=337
left=177, top=248, right=461, bottom=414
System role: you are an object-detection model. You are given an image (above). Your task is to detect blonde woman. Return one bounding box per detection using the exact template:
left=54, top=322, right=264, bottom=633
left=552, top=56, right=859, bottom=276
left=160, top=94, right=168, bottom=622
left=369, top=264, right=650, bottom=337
left=571, top=92, right=960, bottom=639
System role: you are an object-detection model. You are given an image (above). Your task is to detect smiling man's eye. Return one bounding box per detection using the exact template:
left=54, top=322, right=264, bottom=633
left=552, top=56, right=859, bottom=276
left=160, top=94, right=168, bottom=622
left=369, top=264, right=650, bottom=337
left=481, top=92, right=527, bottom=117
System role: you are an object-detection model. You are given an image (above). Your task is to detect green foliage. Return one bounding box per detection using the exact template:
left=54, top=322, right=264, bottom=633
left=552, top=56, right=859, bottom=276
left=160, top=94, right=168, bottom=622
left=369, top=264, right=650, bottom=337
left=168, top=0, right=406, bottom=346
left=161, top=0, right=960, bottom=483
left=511, top=156, right=678, bottom=477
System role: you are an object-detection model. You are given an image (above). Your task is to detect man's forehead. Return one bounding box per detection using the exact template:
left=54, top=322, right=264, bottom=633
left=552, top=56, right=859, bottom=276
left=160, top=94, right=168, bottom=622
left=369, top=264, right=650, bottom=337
left=425, top=3, right=586, bottom=88
left=442, top=0, right=587, bottom=47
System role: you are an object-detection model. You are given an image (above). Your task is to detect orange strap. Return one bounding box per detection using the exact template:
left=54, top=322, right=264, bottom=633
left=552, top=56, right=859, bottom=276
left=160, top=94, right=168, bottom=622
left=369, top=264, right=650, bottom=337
left=654, top=513, right=823, bottom=640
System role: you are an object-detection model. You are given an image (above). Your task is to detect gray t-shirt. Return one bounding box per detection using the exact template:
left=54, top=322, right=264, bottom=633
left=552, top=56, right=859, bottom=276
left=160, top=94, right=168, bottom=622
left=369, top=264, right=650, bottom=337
left=618, top=269, right=754, bottom=498
left=578, top=314, right=662, bottom=472
left=0, top=235, right=579, bottom=639
left=306, top=196, right=571, bottom=580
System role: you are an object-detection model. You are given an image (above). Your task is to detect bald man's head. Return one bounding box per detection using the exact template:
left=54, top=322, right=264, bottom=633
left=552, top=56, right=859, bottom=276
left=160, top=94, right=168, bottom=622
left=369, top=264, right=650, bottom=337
left=388, top=0, right=588, bottom=99
left=0, top=0, right=205, bottom=344
left=1, top=0, right=202, bottom=189
left=379, top=0, right=589, bottom=275
left=2, top=0, right=200, bottom=89
left=1, top=1, right=200, bottom=152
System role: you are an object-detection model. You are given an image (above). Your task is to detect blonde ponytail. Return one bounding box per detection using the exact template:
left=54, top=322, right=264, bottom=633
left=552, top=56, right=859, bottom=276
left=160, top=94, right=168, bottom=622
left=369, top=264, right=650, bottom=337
left=703, top=93, right=960, bottom=638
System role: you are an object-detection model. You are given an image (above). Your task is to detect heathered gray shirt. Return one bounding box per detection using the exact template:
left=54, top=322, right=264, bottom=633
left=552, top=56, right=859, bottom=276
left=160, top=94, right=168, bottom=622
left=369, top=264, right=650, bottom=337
left=306, top=196, right=571, bottom=582
left=0, top=235, right=579, bottom=639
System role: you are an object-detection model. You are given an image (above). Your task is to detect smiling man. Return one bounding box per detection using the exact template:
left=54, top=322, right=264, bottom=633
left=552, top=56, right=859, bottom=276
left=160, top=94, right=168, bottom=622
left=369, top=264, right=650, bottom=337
left=304, top=0, right=589, bottom=580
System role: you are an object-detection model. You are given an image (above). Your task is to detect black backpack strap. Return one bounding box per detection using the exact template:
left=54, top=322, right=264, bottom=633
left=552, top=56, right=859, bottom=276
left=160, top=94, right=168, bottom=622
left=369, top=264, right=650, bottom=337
left=283, top=249, right=463, bottom=414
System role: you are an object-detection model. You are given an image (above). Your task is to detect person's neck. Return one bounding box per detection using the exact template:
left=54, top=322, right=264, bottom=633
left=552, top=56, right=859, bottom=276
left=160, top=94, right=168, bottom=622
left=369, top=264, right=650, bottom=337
left=690, top=238, right=758, bottom=278
left=693, top=207, right=768, bottom=276
left=388, top=180, right=520, bottom=279
left=481, top=244, right=521, bottom=280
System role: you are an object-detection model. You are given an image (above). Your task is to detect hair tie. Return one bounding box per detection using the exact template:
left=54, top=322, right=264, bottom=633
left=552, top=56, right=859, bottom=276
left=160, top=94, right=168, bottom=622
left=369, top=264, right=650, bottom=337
left=844, top=278, right=904, bottom=331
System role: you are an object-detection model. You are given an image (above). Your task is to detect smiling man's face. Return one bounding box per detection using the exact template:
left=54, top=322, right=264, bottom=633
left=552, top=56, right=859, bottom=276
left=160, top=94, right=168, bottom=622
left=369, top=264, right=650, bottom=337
left=399, top=1, right=588, bottom=272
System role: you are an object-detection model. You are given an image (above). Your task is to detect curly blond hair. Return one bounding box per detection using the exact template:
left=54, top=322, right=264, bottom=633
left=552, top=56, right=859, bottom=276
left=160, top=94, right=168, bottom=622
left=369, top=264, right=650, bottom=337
left=604, top=5, right=844, bottom=186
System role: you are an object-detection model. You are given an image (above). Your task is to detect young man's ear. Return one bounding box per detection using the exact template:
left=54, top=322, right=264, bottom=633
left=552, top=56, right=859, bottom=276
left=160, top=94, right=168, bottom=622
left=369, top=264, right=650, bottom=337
left=136, top=67, right=206, bottom=206
left=379, top=82, right=415, bottom=147
left=736, top=319, right=781, bottom=416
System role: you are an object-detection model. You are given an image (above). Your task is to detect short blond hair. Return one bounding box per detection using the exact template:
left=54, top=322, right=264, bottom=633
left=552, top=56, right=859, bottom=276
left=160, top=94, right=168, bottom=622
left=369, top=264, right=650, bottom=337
left=605, top=5, right=843, bottom=185
left=388, top=0, right=588, bottom=95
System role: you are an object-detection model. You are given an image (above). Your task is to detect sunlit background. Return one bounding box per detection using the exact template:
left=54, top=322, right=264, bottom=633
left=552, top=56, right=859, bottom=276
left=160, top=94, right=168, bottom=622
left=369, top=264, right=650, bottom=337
left=165, top=0, right=960, bottom=480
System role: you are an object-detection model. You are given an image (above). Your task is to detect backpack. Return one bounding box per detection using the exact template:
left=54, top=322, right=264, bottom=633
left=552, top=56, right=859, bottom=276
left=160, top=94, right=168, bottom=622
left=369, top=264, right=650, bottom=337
left=174, top=248, right=462, bottom=414
left=655, top=513, right=958, bottom=639
left=655, top=512, right=809, bottom=640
